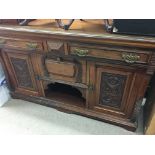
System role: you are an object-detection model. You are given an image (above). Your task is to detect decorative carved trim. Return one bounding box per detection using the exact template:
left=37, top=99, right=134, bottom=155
left=99, top=72, right=126, bottom=108
left=47, top=41, right=64, bottom=51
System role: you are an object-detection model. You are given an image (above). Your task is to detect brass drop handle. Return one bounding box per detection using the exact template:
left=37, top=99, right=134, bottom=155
left=0, top=39, right=6, bottom=44
left=122, top=53, right=140, bottom=64
left=74, top=48, right=89, bottom=57
left=26, top=42, right=38, bottom=50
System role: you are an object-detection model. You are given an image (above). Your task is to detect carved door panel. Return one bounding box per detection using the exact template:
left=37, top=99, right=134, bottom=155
left=2, top=49, right=39, bottom=96
left=88, top=62, right=142, bottom=118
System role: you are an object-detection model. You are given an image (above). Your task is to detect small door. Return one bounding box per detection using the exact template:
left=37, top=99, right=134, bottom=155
left=43, top=56, right=87, bottom=84
left=88, top=62, right=139, bottom=118
left=45, top=59, right=77, bottom=82
left=2, top=49, right=39, bottom=96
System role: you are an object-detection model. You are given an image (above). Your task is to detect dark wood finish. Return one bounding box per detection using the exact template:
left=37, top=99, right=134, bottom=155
left=88, top=63, right=135, bottom=118
left=10, top=57, right=33, bottom=88
left=1, top=49, right=39, bottom=96
left=99, top=72, right=126, bottom=108
left=0, top=20, right=155, bottom=131
left=87, top=62, right=150, bottom=124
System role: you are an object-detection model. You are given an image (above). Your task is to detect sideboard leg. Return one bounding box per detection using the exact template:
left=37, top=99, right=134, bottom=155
left=131, top=99, right=143, bottom=128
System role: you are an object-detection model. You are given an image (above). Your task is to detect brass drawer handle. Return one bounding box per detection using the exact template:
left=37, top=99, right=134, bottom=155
left=26, top=42, right=38, bottom=50
left=0, top=39, right=6, bottom=44
left=74, top=48, right=89, bottom=57
left=122, top=53, right=140, bottom=64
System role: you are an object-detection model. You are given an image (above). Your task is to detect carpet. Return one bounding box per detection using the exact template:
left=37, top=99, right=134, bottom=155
left=0, top=99, right=142, bottom=135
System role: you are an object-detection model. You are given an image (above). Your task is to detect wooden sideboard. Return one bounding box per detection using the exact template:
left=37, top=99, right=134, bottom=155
left=0, top=20, right=155, bottom=131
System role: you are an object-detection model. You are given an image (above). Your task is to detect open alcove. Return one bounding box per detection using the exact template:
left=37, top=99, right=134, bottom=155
left=44, top=82, right=86, bottom=108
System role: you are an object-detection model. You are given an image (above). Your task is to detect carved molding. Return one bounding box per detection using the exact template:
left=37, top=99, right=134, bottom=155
left=47, top=41, right=64, bottom=51
left=99, top=72, right=126, bottom=108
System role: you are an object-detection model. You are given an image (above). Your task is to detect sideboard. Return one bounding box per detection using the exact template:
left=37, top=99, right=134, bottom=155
left=0, top=20, right=155, bottom=131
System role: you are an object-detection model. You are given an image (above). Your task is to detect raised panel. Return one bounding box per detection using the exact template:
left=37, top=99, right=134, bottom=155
left=96, top=66, right=134, bottom=116
left=99, top=72, right=126, bottom=108
left=10, top=57, right=33, bottom=88
left=88, top=62, right=135, bottom=118
left=2, top=49, right=39, bottom=96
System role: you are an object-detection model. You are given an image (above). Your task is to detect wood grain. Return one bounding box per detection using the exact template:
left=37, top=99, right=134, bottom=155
left=0, top=20, right=154, bottom=131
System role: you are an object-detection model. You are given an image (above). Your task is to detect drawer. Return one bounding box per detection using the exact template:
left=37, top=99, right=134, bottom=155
left=47, top=40, right=65, bottom=54
left=4, top=39, right=43, bottom=51
left=45, top=58, right=86, bottom=84
left=45, top=59, right=76, bottom=78
left=69, top=44, right=151, bottom=64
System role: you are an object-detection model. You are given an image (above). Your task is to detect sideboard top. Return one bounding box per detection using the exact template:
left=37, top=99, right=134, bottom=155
left=0, top=19, right=155, bottom=48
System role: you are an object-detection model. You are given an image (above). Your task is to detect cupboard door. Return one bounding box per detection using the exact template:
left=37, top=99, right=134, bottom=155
left=2, top=49, right=39, bottom=96
left=88, top=62, right=144, bottom=118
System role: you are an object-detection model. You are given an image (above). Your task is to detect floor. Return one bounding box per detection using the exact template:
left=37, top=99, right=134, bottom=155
left=0, top=99, right=143, bottom=135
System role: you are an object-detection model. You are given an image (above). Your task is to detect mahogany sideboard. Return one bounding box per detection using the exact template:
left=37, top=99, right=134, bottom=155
left=0, top=20, right=155, bottom=131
